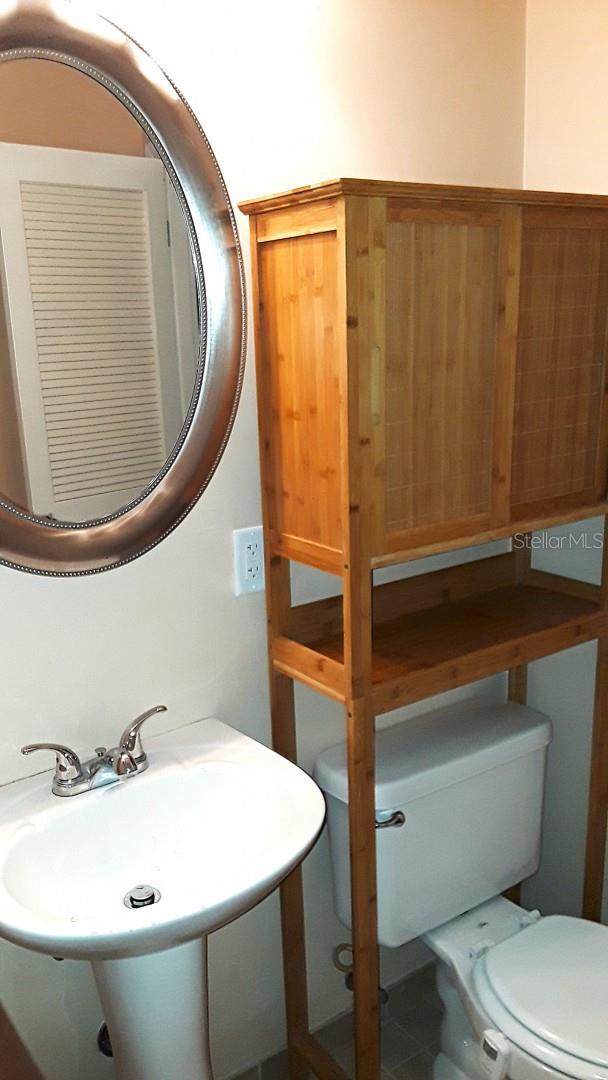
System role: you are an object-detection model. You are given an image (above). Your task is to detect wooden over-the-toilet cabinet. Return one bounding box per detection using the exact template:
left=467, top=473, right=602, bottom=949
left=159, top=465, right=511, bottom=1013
left=242, top=179, right=608, bottom=571
left=240, top=178, right=608, bottom=1080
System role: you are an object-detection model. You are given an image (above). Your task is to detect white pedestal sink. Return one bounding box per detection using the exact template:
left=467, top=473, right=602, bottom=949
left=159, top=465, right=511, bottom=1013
left=0, top=719, right=325, bottom=1079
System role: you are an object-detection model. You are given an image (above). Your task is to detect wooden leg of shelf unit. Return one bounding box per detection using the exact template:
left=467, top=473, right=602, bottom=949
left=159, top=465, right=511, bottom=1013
left=270, top=671, right=311, bottom=1080
left=509, top=528, right=531, bottom=902
left=294, top=1034, right=350, bottom=1080
left=346, top=697, right=380, bottom=1080
left=583, top=635, right=608, bottom=922
left=510, top=529, right=531, bottom=709
left=280, top=868, right=311, bottom=1080
left=503, top=664, right=528, bottom=906
left=508, top=663, right=528, bottom=706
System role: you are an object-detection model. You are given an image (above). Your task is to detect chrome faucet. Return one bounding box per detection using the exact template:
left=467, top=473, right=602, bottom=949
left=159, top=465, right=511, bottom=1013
left=21, top=706, right=167, bottom=797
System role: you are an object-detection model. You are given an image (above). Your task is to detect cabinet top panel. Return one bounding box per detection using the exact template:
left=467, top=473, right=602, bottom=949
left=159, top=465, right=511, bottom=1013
left=238, top=177, right=608, bottom=216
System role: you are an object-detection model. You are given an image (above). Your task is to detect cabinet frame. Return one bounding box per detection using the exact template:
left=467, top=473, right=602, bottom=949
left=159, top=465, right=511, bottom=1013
left=241, top=179, right=608, bottom=1080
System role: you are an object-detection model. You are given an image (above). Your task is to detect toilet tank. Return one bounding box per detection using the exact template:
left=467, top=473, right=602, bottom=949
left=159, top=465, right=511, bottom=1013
left=314, top=699, right=552, bottom=949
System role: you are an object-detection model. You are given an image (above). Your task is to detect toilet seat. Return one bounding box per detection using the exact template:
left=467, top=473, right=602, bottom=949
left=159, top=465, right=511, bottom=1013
left=472, top=915, right=608, bottom=1079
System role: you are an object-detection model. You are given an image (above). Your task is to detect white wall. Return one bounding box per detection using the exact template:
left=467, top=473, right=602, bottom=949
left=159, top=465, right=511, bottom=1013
left=520, top=0, right=608, bottom=927
left=0, top=2, right=528, bottom=1077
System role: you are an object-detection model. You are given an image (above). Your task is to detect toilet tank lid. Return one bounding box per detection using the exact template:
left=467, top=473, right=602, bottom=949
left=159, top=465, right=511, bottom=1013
left=313, top=700, right=552, bottom=808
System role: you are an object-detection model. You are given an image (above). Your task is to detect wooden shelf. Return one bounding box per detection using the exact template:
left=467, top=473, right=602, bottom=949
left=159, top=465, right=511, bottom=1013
left=276, top=557, right=605, bottom=713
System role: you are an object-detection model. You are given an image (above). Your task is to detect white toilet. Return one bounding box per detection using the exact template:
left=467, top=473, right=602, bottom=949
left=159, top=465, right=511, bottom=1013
left=314, top=699, right=608, bottom=1080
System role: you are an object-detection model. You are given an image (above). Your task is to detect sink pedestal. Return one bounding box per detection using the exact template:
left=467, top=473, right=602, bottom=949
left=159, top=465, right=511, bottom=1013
left=92, top=938, right=213, bottom=1080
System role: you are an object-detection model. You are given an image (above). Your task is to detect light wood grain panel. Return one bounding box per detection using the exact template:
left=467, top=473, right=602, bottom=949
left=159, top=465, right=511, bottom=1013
left=268, top=530, right=343, bottom=575
left=272, top=679, right=311, bottom=1080
left=284, top=577, right=603, bottom=711
left=512, top=210, right=608, bottom=508
left=340, top=195, right=381, bottom=1080
left=272, top=635, right=345, bottom=699
left=524, top=568, right=602, bottom=603
left=293, top=1035, right=350, bottom=1080
left=371, top=588, right=603, bottom=713
left=290, top=552, right=517, bottom=647
left=239, top=178, right=608, bottom=217
left=368, top=585, right=599, bottom=678
left=251, top=202, right=311, bottom=1079
left=368, top=197, right=387, bottom=554
left=345, top=696, right=379, bottom=1077
left=340, top=194, right=377, bottom=693
left=492, top=205, right=522, bottom=524
left=583, top=516, right=608, bottom=921
left=583, top=635, right=608, bottom=920
left=387, top=199, right=499, bottom=226
left=522, top=207, right=608, bottom=230
left=258, top=231, right=343, bottom=551
left=507, top=531, right=532, bottom=722
left=380, top=513, right=490, bottom=554
left=376, top=499, right=608, bottom=564
left=384, top=210, right=499, bottom=540
left=255, top=199, right=338, bottom=243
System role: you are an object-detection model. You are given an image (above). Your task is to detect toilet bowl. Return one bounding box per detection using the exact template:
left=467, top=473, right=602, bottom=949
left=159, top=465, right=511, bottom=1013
left=314, top=699, right=608, bottom=1080
left=426, top=896, right=608, bottom=1080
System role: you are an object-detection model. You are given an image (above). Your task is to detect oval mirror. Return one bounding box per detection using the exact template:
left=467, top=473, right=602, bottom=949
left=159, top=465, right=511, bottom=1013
left=0, top=0, right=245, bottom=575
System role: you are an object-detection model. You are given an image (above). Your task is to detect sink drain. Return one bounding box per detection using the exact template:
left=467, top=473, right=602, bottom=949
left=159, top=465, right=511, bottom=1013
left=124, top=884, right=161, bottom=909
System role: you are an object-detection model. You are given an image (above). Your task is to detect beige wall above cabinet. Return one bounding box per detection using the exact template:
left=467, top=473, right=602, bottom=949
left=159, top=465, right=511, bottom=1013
left=241, top=179, right=608, bottom=570
left=0, top=60, right=147, bottom=156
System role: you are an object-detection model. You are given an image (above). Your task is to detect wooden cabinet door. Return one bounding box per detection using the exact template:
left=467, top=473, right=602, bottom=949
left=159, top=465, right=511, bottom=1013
left=511, top=207, right=608, bottom=521
left=254, top=205, right=344, bottom=575
left=378, top=199, right=519, bottom=557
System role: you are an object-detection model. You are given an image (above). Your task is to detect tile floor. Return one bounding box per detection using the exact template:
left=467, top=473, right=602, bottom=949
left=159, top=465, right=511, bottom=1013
left=236, top=962, right=442, bottom=1080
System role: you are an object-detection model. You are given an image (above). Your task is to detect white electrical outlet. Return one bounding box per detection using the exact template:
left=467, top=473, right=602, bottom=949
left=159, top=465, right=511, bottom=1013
left=233, top=526, right=265, bottom=594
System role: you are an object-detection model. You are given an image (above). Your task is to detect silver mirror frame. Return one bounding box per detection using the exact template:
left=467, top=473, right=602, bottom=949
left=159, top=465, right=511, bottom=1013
left=0, top=0, right=246, bottom=575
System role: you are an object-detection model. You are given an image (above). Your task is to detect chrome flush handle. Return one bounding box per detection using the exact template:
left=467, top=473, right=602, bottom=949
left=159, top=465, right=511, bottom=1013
left=375, top=810, right=406, bottom=829
left=119, top=705, right=167, bottom=767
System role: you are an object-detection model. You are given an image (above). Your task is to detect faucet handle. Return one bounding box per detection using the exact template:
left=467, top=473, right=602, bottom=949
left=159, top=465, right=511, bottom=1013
left=21, top=743, right=84, bottom=784
left=119, top=705, right=167, bottom=765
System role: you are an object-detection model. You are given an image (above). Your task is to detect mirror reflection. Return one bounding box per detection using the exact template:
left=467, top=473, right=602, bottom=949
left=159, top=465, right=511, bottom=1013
left=0, top=60, right=199, bottom=523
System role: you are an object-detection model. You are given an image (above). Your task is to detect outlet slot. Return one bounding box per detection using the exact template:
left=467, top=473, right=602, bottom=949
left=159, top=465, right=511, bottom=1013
left=233, top=526, right=265, bottom=594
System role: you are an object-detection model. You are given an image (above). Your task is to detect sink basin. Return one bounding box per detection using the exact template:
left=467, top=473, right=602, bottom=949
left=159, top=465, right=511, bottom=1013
left=0, top=717, right=324, bottom=959
left=0, top=718, right=325, bottom=1080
